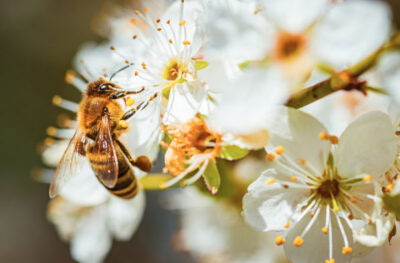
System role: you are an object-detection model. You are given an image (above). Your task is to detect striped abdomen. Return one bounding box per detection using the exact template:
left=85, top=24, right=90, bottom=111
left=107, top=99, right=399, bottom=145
left=88, top=144, right=138, bottom=199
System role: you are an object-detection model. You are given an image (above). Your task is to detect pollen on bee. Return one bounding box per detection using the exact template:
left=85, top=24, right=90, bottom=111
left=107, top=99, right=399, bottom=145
left=275, top=146, right=285, bottom=155
left=275, top=236, right=285, bottom=246
left=183, top=40, right=191, bottom=45
left=266, top=153, right=276, bottom=161
left=284, top=221, right=290, bottom=229
left=65, top=70, right=76, bottom=84
left=363, top=175, right=373, bottom=182
left=266, top=179, right=276, bottom=185
left=52, top=95, right=62, bottom=106
left=342, top=247, right=353, bottom=255
left=126, top=97, right=135, bottom=107
left=179, top=20, right=186, bottom=26
left=293, top=236, right=304, bottom=247
left=322, top=227, right=328, bottom=234
left=119, top=120, right=128, bottom=129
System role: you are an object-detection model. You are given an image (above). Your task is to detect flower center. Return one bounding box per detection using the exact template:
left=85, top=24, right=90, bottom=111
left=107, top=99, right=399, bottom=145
left=274, top=32, right=306, bottom=60
left=163, top=59, right=181, bottom=81
left=317, top=179, right=340, bottom=198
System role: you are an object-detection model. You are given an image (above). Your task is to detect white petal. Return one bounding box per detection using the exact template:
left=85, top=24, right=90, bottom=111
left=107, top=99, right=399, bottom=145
left=377, top=51, right=400, bottom=104
left=261, top=0, right=329, bottom=32
left=71, top=208, right=112, bottom=263
left=209, top=67, right=288, bottom=135
left=60, top=164, right=110, bottom=206
left=243, top=169, right=308, bottom=232
left=106, top=191, right=146, bottom=241
left=284, top=207, right=352, bottom=263
left=336, top=111, right=397, bottom=178
left=267, top=107, right=331, bottom=174
left=312, top=0, right=391, bottom=69
left=42, top=140, right=69, bottom=167
left=163, top=81, right=207, bottom=125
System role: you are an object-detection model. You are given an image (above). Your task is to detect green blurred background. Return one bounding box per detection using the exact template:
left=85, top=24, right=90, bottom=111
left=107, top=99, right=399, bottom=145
left=0, top=0, right=399, bottom=262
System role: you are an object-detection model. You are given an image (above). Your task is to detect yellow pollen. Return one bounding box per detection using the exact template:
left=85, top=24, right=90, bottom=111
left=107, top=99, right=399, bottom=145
left=275, top=236, right=285, bottom=246
left=322, top=227, right=328, bottom=234
left=183, top=40, right=191, bottom=45
left=266, top=179, right=276, bottom=185
left=130, top=19, right=136, bottom=25
left=363, top=175, right=373, bottom=182
left=65, top=70, right=75, bottom=84
left=141, top=62, right=147, bottom=69
left=179, top=20, right=186, bottom=26
left=169, top=39, right=173, bottom=44
left=329, top=135, right=339, bottom=145
left=119, top=120, right=128, bottom=129
left=134, top=71, right=139, bottom=76
left=266, top=153, right=276, bottom=162
left=126, top=97, right=135, bottom=107
left=46, top=126, right=57, bottom=136
left=52, top=95, right=62, bottom=105
left=319, top=132, right=329, bottom=140
left=293, top=236, right=304, bottom=247
left=342, top=247, right=353, bottom=255
left=134, top=10, right=140, bottom=15
left=284, top=221, right=290, bottom=229
left=325, top=259, right=335, bottom=263
left=133, top=35, right=138, bottom=39
left=299, top=158, right=307, bottom=165
left=386, top=184, right=394, bottom=193
left=291, top=176, right=297, bottom=181
left=275, top=146, right=285, bottom=155
left=310, top=212, right=314, bottom=218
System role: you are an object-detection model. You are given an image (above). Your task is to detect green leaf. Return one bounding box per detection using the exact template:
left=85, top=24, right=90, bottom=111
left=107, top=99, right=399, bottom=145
left=220, top=145, right=249, bottom=160
left=195, top=60, right=208, bottom=70
left=383, top=193, right=400, bottom=218
left=202, top=160, right=220, bottom=195
left=140, top=174, right=175, bottom=190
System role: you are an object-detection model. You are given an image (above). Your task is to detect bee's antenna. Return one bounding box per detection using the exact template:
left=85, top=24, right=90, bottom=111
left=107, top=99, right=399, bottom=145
left=109, top=63, right=134, bottom=82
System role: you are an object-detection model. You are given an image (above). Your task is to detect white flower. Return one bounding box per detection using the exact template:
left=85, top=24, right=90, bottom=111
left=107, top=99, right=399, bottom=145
left=165, top=188, right=288, bottom=263
left=243, top=107, right=397, bottom=263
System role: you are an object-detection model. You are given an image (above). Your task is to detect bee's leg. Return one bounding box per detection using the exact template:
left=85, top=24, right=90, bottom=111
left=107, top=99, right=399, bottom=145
left=110, top=87, right=145, bottom=100
left=115, top=140, right=152, bottom=172
left=120, top=92, right=158, bottom=121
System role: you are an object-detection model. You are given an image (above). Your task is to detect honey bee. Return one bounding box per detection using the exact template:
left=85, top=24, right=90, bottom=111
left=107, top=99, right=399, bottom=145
left=50, top=79, right=157, bottom=199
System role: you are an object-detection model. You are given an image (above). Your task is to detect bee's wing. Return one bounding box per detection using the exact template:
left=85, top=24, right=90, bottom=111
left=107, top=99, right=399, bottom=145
left=93, top=109, right=119, bottom=188
left=49, top=129, right=88, bottom=198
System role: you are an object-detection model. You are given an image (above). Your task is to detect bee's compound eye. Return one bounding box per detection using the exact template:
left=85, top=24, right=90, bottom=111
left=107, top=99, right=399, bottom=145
left=99, top=84, right=109, bottom=91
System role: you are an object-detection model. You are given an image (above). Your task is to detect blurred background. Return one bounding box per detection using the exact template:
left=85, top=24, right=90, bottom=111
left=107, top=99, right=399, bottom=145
left=0, top=0, right=399, bottom=262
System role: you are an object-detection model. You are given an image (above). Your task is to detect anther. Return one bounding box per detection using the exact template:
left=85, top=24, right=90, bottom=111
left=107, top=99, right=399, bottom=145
left=142, top=62, right=147, bottom=69
left=166, top=20, right=170, bottom=24
left=126, top=97, right=135, bottom=107
left=342, top=247, right=352, bottom=255
left=325, top=259, right=335, bottom=263
left=322, top=227, right=328, bottom=234
left=386, top=184, right=394, bottom=193
left=275, top=146, right=285, bottom=155
left=157, top=28, right=162, bottom=31
left=284, top=221, right=290, bottom=229
left=65, top=70, right=75, bottom=84
left=179, top=20, right=186, bottom=26
left=275, top=236, right=285, bottom=246
left=293, top=236, right=304, bottom=247
left=52, top=95, right=62, bottom=105
left=319, top=132, right=329, bottom=140
left=291, top=176, right=297, bottom=181
left=329, top=135, right=339, bottom=145
left=368, top=218, right=373, bottom=224
left=135, top=71, right=139, bottom=76
left=169, top=39, right=173, bottom=44
left=110, top=45, right=115, bottom=50
left=46, top=126, right=57, bottom=136
left=266, top=153, right=276, bottom=161
left=133, top=35, right=138, bottom=39
left=310, top=212, right=314, bottom=218
left=134, top=10, right=140, bottom=15
left=266, top=179, right=276, bottom=185
left=183, top=40, right=191, bottom=45
left=142, top=8, right=148, bottom=13
left=130, top=19, right=136, bottom=25
left=363, top=175, right=373, bottom=182
left=299, top=159, right=307, bottom=165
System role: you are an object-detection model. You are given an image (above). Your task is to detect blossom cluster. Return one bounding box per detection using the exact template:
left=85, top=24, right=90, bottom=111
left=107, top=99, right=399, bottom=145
left=39, top=0, right=400, bottom=262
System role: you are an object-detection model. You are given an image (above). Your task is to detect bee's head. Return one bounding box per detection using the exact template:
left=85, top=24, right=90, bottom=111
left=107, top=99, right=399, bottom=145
left=86, top=80, right=120, bottom=96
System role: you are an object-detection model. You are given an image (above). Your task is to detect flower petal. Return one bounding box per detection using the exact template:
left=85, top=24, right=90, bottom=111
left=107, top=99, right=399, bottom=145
left=243, top=169, right=308, bottom=232
left=284, top=207, right=353, bottom=263
left=262, top=0, right=329, bottom=33
left=267, top=107, right=331, bottom=174
left=107, top=191, right=146, bottom=241
left=336, top=111, right=397, bottom=178
left=312, top=0, right=391, bottom=69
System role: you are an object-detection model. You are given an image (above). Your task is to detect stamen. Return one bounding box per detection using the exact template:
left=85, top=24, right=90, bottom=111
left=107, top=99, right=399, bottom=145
left=319, top=132, right=329, bottom=140
left=179, top=20, right=186, bottom=26
left=342, top=247, right=352, bottom=255
left=275, top=236, right=285, bottom=246
left=126, top=97, right=135, bottom=107
left=52, top=96, right=78, bottom=112
left=363, top=175, right=373, bottom=182
left=266, top=153, right=276, bottom=161
left=183, top=40, right=191, bottom=45
left=322, top=227, right=328, bottom=234
left=284, top=221, right=291, bottom=228
left=275, top=145, right=285, bottom=155
left=293, top=236, right=304, bottom=247
left=266, top=179, right=276, bottom=185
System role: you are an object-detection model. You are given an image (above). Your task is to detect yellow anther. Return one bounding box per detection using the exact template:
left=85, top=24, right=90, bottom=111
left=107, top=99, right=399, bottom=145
left=134, top=10, right=140, bottom=15
left=275, top=236, right=285, bottom=246
left=119, top=120, right=128, bottom=129
left=52, top=95, right=62, bottom=105
left=44, top=137, right=54, bottom=146
left=368, top=218, right=373, bottom=224
left=284, top=221, right=290, bottom=229
left=291, top=176, right=297, bottom=181
left=126, top=97, right=135, bottom=107
left=183, top=40, right=191, bottom=45
left=293, top=236, right=304, bottom=247
left=363, top=175, right=373, bottom=182
left=133, top=35, right=138, bottom=39
left=65, top=70, right=75, bottom=84
left=141, top=62, right=147, bottom=69
left=157, top=27, right=162, bottom=31
left=322, top=227, right=328, bottom=234
left=351, top=198, right=357, bottom=203
left=130, top=19, right=136, bottom=25
left=299, top=158, right=307, bottom=165
left=110, top=45, right=115, bottom=50
left=329, top=135, right=339, bottom=145
left=142, top=8, right=148, bottom=13
left=325, top=259, right=335, bottom=263
left=134, top=71, right=139, bottom=76
left=319, top=132, right=329, bottom=140
left=275, top=145, right=285, bottom=155
left=310, top=212, right=314, bottom=218
left=169, top=39, right=173, bottom=44
left=386, top=184, right=394, bottom=193
left=46, top=126, right=57, bottom=136
left=266, top=153, right=276, bottom=161
left=266, top=179, right=276, bottom=185
left=179, top=20, right=186, bottom=26
left=342, top=247, right=353, bottom=255
left=166, top=19, right=171, bottom=24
